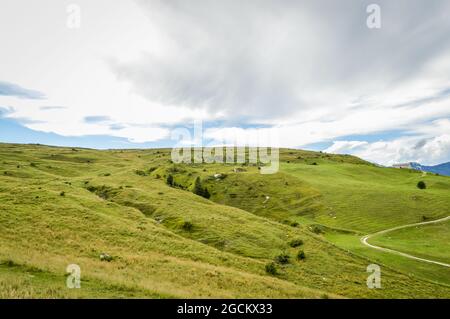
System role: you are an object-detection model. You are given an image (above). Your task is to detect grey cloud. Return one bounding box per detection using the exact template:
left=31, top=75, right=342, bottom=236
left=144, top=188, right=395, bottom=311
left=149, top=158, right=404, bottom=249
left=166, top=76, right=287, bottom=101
left=0, top=81, right=46, bottom=99
left=109, top=123, right=126, bottom=130
left=40, top=106, right=67, bottom=111
left=414, top=139, right=427, bottom=149
left=110, top=0, right=450, bottom=122
left=84, top=116, right=112, bottom=124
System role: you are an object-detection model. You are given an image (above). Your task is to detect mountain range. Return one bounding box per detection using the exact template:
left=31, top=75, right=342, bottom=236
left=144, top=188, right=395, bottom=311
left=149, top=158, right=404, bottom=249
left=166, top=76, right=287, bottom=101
left=409, top=162, right=450, bottom=176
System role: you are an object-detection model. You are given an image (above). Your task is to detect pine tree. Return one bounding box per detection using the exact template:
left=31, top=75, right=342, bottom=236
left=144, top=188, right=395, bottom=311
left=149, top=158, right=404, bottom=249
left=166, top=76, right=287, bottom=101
left=193, top=177, right=204, bottom=197
left=203, top=187, right=211, bottom=199
left=166, top=174, right=174, bottom=187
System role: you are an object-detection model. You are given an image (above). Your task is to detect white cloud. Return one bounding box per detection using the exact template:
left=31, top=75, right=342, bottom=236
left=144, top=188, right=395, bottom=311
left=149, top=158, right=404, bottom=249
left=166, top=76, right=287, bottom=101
left=325, top=131, right=450, bottom=166
left=325, top=141, right=369, bottom=154
left=0, top=0, right=450, bottom=164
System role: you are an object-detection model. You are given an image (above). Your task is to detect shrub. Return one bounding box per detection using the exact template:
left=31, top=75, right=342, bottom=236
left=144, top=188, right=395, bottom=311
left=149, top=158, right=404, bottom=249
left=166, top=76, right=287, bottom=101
left=193, top=177, right=210, bottom=199
left=86, top=185, right=116, bottom=200
left=417, top=181, right=426, bottom=189
left=99, top=253, right=113, bottom=262
left=203, top=187, right=211, bottom=199
left=60, top=191, right=65, bottom=196
left=297, top=250, right=306, bottom=260
left=275, top=253, right=290, bottom=264
left=193, top=177, right=203, bottom=195
left=3, top=259, right=18, bottom=267
left=135, top=170, right=147, bottom=176
left=289, top=239, right=304, bottom=248
left=310, top=224, right=324, bottom=234
left=181, top=221, right=194, bottom=231
left=166, top=174, right=174, bottom=186
left=265, top=262, right=277, bottom=275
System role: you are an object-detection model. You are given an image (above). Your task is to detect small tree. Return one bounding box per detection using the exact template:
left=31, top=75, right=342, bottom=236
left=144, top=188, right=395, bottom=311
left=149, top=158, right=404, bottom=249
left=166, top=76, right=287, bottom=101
left=417, top=181, right=426, bottom=189
left=193, top=177, right=204, bottom=197
left=203, top=187, right=211, bottom=199
left=181, top=220, right=193, bottom=231
left=297, top=250, right=306, bottom=260
left=166, top=174, right=174, bottom=187
left=265, top=262, right=277, bottom=275
left=275, top=253, right=290, bottom=264
left=289, top=239, right=304, bottom=248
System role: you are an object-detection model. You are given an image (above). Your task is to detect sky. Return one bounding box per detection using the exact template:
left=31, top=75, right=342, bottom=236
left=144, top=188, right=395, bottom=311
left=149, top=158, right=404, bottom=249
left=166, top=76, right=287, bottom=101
left=1, top=0, right=450, bottom=166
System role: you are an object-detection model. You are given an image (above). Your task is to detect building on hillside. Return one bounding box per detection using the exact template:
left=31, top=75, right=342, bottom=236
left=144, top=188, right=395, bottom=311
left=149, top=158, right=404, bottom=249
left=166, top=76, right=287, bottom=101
left=392, top=163, right=412, bottom=169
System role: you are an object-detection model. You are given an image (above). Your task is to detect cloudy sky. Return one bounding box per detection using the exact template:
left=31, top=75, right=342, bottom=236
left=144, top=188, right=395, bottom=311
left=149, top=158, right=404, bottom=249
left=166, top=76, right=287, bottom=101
left=1, top=0, right=450, bottom=165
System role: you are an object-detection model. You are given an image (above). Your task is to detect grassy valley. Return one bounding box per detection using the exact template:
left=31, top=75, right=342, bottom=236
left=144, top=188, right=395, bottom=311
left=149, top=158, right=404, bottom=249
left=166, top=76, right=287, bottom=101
left=0, top=143, right=449, bottom=298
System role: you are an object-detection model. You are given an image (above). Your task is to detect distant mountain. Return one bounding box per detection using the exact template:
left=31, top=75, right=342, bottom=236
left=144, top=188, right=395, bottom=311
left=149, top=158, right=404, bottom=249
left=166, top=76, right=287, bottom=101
left=409, top=162, right=450, bottom=176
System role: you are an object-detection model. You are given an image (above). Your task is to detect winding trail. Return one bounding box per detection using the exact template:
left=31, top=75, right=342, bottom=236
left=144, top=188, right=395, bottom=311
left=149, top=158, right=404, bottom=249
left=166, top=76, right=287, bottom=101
left=361, top=216, right=450, bottom=268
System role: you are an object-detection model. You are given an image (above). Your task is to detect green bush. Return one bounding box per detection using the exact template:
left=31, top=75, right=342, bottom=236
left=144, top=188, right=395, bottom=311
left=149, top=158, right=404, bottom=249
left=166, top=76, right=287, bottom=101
left=86, top=185, right=116, bottom=200
left=193, top=176, right=204, bottom=196
left=192, top=177, right=210, bottom=199
left=310, top=224, right=324, bottom=234
left=417, top=181, right=426, bottom=189
left=297, top=250, right=306, bottom=260
left=100, top=253, right=113, bottom=262
left=289, top=239, right=304, bottom=247
left=203, top=187, right=211, bottom=199
left=166, top=174, right=174, bottom=186
left=265, top=262, right=277, bottom=275
left=181, top=221, right=193, bottom=231
left=60, top=191, right=65, bottom=196
left=275, top=253, right=290, bottom=264
left=135, top=169, right=147, bottom=176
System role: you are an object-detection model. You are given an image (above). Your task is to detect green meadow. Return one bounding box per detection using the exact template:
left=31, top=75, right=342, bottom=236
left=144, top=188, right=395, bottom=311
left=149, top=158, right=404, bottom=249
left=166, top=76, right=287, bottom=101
left=370, top=220, right=450, bottom=265
left=0, top=143, right=449, bottom=298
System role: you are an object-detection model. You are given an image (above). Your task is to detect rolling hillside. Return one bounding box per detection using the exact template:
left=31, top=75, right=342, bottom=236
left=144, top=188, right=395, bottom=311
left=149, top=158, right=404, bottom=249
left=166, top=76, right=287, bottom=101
left=0, top=143, right=449, bottom=298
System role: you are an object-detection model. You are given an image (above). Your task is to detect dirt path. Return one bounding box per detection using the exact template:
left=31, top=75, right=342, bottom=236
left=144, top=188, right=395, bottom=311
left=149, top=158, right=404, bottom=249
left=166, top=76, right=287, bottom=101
left=361, top=216, right=450, bottom=268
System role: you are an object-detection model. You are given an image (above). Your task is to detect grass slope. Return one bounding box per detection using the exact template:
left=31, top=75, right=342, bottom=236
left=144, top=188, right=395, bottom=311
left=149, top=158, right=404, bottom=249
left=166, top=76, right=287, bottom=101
left=370, top=220, right=450, bottom=265
left=0, top=143, right=449, bottom=298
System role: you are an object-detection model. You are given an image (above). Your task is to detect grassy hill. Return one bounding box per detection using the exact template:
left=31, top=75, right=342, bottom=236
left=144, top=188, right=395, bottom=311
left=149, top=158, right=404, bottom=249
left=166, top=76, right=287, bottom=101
left=370, top=220, right=450, bottom=265
left=0, top=143, right=449, bottom=298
